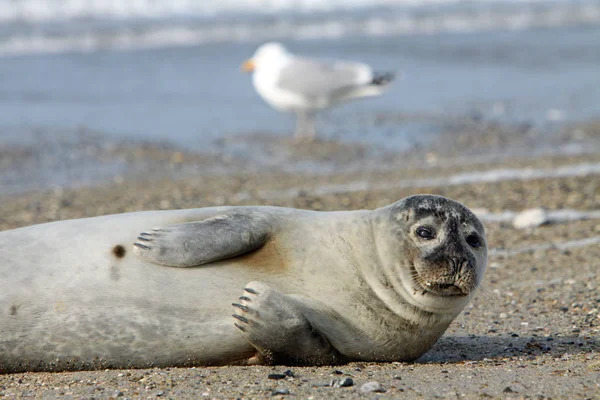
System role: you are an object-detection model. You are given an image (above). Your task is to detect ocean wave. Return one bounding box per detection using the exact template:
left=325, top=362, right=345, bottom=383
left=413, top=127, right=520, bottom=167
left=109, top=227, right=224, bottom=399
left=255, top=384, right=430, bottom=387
left=0, top=0, right=577, bottom=23
left=0, top=0, right=598, bottom=56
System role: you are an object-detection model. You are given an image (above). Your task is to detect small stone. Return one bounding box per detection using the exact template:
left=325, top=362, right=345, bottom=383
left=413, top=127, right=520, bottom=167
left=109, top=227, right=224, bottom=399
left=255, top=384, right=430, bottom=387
left=283, top=370, right=294, bottom=377
left=268, top=374, right=287, bottom=380
left=499, top=313, right=508, bottom=319
left=511, top=333, right=519, bottom=337
left=512, top=208, right=549, bottom=229
left=360, top=381, right=386, bottom=394
left=156, top=391, right=164, bottom=397
left=272, top=388, right=290, bottom=396
left=339, top=377, right=354, bottom=387
left=503, top=386, right=517, bottom=393
left=332, top=378, right=354, bottom=388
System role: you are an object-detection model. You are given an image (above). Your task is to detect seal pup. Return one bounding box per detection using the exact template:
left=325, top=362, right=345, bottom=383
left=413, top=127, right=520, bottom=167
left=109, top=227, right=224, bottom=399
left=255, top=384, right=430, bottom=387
left=0, top=195, right=486, bottom=372
left=242, top=42, right=395, bottom=140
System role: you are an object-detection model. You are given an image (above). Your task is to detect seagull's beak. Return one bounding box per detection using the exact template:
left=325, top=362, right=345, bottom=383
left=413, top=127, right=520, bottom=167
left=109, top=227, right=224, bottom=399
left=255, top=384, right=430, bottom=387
left=242, top=59, right=255, bottom=72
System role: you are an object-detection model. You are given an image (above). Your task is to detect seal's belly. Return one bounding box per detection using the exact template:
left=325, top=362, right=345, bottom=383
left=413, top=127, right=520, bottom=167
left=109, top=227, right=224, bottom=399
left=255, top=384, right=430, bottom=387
left=0, top=214, right=315, bottom=371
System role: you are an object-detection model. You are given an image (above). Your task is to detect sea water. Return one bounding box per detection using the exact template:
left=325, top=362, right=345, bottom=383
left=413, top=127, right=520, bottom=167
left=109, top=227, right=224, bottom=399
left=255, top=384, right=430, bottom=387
left=0, top=0, right=599, bottom=192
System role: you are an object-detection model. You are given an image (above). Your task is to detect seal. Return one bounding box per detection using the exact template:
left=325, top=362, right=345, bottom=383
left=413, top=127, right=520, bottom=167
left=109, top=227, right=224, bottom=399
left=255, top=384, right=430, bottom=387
left=0, top=195, right=487, bottom=372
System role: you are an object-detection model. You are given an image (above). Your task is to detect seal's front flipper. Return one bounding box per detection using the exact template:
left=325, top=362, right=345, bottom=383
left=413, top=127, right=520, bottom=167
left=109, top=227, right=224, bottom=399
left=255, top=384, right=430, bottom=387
left=133, top=211, right=273, bottom=267
left=232, top=281, right=346, bottom=366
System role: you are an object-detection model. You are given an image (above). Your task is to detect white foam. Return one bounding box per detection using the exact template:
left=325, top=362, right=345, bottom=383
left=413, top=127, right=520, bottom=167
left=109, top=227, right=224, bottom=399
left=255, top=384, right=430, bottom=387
left=259, top=162, right=600, bottom=199
left=0, top=0, right=598, bottom=56
left=476, top=208, right=600, bottom=224
left=0, top=0, right=571, bottom=23
left=490, top=235, right=600, bottom=257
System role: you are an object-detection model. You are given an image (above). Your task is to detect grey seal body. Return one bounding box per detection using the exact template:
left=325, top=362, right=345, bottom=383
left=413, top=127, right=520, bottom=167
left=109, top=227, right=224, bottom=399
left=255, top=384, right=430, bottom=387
left=0, top=195, right=487, bottom=373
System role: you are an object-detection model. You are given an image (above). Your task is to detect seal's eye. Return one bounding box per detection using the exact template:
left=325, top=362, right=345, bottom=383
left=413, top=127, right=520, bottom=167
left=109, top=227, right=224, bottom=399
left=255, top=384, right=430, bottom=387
left=466, top=233, right=482, bottom=248
left=416, top=226, right=436, bottom=240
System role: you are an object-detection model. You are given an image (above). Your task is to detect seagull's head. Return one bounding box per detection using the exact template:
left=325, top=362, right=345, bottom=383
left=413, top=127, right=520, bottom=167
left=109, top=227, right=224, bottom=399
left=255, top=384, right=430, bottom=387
left=242, top=42, right=290, bottom=73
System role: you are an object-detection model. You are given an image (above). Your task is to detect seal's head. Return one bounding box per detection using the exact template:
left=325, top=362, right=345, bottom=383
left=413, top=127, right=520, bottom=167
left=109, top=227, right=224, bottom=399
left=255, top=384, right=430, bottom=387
left=377, top=195, right=487, bottom=316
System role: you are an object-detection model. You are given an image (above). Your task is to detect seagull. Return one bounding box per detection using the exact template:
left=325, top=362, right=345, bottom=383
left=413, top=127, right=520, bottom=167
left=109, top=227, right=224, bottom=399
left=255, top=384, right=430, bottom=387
left=242, top=42, right=395, bottom=141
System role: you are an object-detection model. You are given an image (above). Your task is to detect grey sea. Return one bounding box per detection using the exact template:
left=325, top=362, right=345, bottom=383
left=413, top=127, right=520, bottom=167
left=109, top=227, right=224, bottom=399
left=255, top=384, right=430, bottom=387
left=0, top=0, right=599, bottom=193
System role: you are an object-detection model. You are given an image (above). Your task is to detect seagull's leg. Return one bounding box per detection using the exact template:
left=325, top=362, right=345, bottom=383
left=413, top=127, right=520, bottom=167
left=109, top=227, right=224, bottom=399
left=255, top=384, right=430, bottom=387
left=304, top=111, right=316, bottom=141
left=294, top=110, right=306, bottom=141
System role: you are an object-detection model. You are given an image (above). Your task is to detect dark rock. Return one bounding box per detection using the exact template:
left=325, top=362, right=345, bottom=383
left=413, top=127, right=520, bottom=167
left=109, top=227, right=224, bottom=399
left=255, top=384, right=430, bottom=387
left=268, top=374, right=287, bottom=380
left=332, top=378, right=354, bottom=388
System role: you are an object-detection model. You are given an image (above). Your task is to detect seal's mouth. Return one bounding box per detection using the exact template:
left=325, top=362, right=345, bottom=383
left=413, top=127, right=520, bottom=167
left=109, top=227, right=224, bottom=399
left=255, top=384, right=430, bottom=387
left=410, top=264, right=469, bottom=297
left=418, top=281, right=467, bottom=297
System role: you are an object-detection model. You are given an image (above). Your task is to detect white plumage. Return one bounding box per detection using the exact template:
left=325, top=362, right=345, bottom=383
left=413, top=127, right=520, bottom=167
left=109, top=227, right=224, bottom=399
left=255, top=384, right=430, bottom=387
left=243, top=42, right=395, bottom=140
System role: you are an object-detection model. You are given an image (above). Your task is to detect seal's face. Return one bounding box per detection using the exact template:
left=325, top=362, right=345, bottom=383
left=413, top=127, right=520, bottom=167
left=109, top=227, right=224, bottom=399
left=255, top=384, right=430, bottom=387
left=387, top=195, right=487, bottom=313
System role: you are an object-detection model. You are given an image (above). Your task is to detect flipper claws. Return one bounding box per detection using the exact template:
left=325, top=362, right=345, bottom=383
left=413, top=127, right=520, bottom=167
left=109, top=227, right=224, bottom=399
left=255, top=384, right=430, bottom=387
left=232, top=314, right=250, bottom=324
left=232, top=303, right=249, bottom=312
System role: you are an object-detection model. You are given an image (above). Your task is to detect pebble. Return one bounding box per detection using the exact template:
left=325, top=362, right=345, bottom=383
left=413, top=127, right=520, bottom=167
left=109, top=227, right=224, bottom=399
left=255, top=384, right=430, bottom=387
left=360, top=381, right=386, bottom=394
left=272, top=388, right=290, bottom=396
left=512, top=208, right=549, bottom=229
left=332, top=378, right=354, bottom=388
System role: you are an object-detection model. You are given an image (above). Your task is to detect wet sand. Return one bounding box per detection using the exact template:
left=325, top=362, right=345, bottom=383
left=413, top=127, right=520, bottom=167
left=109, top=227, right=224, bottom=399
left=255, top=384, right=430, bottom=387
left=0, top=121, right=599, bottom=398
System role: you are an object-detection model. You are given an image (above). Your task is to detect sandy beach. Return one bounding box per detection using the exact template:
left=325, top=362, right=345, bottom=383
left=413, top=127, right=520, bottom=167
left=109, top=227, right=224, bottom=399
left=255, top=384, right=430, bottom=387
left=1, top=118, right=598, bottom=399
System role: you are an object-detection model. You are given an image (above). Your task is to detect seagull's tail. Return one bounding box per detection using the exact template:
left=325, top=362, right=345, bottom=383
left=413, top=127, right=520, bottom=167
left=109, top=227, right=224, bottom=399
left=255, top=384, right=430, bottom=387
left=371, top=72, right=395, bottom=86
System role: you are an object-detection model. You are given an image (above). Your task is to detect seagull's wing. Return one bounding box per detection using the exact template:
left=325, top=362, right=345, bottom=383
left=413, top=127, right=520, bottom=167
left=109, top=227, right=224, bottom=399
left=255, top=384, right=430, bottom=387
left=275, top=57, right=373, bottom=99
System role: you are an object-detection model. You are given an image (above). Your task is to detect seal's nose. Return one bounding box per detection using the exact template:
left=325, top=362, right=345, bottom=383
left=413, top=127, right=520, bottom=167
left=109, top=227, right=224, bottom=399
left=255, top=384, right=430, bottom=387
left=449, top=257, right=470, bottom=276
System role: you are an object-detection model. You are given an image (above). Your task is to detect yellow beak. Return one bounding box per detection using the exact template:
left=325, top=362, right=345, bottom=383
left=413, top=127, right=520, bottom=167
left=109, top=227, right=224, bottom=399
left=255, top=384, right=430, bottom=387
left=242, top=59, right=255, bottom=72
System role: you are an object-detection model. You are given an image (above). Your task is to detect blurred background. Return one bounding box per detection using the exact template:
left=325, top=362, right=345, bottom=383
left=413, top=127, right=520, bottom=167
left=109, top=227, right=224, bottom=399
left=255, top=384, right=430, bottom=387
left=0, top=0, right=599, bottom=194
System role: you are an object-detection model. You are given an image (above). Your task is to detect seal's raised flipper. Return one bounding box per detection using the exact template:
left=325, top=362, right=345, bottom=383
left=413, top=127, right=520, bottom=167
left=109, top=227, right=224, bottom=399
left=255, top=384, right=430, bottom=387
left=232, top=281, right=346, bottom=366
left=133, top=211, right=273, bottom=267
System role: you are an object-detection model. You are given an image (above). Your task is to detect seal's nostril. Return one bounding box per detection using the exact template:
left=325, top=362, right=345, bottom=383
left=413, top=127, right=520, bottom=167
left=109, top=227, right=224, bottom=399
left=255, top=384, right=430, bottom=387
left=450, top=258, right=470, bottom=274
